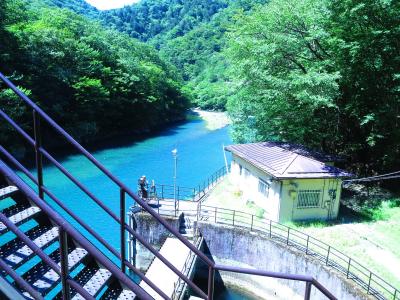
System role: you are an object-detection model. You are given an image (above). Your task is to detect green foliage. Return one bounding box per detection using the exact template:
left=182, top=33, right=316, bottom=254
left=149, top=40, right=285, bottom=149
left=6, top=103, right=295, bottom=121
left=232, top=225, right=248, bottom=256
left=0, top=0, right=189, bottom=149
left=226, top=0, right=400, bottom=172
left=101, top=0, right=267, bottom=110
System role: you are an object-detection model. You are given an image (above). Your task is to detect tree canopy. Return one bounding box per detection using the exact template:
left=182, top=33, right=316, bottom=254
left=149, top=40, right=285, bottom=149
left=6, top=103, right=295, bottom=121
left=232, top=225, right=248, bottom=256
left=226, top=0, right=400, bottom=173
left=0, top=0, right=189, bottom=150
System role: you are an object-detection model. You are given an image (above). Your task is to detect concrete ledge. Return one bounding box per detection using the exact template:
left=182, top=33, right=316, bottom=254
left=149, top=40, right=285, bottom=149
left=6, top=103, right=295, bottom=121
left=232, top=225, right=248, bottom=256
left=197, top=221, right=372, bottom=300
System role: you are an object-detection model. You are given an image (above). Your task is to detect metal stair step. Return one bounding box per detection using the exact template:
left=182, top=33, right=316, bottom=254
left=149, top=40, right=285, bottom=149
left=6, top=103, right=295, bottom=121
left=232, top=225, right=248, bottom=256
left=100, top=281, right=136, bottom=300
left=0, top=186, right=18, bottom=200
left=1, top=225, right=58, bottom=268
left=0, top=206, right=41, bottom=234
left=71, top=267, right=112, bottom=300
left=22, top=247, right=88, bottom=296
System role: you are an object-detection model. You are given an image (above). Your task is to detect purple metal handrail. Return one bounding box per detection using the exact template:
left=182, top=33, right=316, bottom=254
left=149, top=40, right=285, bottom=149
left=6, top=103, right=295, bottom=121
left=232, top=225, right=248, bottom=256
left=0, top=258, right=44, bottom=300
left=0, top=115, right=207, bottom=299
left=0, top=160, right=153, bottom=300
left=0, top=72, right=338, bottom=299
left=0, top=145, right=171, bottom=299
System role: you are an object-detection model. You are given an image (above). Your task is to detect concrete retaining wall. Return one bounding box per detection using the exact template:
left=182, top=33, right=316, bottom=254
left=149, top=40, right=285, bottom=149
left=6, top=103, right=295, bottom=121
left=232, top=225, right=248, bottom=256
left=131, top=212, right=179, bottom=271
left=197, top=221, right=371, bottom=300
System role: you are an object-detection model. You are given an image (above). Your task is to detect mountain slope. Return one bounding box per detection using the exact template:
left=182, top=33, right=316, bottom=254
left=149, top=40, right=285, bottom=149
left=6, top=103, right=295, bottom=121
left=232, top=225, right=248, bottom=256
left=101, top=0, right=267, bottom=109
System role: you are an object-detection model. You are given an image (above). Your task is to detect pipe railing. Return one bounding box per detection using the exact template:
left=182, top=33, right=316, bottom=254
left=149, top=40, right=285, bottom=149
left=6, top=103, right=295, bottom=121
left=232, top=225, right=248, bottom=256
left=0, top=72, right=214, bottom=298
left=143, top=199, right=400, bottom=300
left=1, top=72, right=337, bottom=300
left=154, top=166, right=228, bottom=202
left=0, top=160, right=154, bottom=300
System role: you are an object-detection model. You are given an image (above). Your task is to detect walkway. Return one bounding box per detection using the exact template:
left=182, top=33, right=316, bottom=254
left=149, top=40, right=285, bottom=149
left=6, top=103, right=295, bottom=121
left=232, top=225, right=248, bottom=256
left=139, top=238, right=191, bottom=299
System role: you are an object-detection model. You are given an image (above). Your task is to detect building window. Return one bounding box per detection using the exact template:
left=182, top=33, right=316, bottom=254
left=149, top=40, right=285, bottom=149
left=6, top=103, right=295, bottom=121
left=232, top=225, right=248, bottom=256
left=239, top=164, right=243, bottom=176
left=297, top=190, right=321, bottom=208
left=258, top=179, right=270, bottom=197
left=244, top=168, right=251, bottom=178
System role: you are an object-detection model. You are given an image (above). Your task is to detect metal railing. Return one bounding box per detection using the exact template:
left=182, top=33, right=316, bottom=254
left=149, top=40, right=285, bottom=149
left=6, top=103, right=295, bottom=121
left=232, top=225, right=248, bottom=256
left=0, top=161, right=150, bottom=300
left=172, top=233, right=204, bottom=300
left=1, top=72, right=336, bottom=299
left=154, top=166, right=228, bottom=202
left=195, top=204, right=400, bottom=300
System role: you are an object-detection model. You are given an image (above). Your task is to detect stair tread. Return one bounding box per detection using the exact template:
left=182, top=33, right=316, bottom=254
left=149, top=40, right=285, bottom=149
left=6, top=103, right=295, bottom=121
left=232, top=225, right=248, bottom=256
left=1, top=226, right=58, bottom=267
left=117, top=289, right=136, bottom=300
left=72, top=268, right=112, bottom=300
left=0, top=206, right=41, bottom=233
left=23, top=247, right=88, bottom=295
left=100, top=281, right=136, bottom=300
left=0, top=186, right=18, bottom=200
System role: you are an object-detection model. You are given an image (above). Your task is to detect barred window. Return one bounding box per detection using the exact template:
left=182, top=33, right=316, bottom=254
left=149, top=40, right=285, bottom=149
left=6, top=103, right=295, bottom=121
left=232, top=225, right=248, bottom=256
left=258, top=179, right=270, bottom=197
left=244, top=168, right=251, bottom=178
left=239, top=165, right=243, bottom=176
left=297, top=190, right=321, bottom=208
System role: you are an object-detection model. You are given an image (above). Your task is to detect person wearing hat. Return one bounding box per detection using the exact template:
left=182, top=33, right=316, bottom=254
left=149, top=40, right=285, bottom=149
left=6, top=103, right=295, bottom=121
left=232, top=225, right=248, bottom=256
left=139, top=175, right=148, bottom=199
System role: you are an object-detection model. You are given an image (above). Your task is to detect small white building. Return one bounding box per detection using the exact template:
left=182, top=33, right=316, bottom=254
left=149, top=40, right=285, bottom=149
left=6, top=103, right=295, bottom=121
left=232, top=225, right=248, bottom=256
left=225, top=142, right=352, bottom=222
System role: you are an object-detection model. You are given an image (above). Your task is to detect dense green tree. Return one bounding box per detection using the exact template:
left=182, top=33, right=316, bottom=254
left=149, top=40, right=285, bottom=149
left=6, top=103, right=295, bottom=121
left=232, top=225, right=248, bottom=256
left=0, top=0, right=189, bottom=151
left=227, top=0, right=340, bottom=145
left=226, top=0, right=400, bottom=172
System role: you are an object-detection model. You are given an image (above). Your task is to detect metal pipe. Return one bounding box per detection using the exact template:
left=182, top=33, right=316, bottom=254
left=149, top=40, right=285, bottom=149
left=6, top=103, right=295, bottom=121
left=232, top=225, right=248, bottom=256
left=33, top=110, right=44, bottom=199
left=207, top=266, right=215, bottom=300
left=0, top=211, right=61, bottom=274
left=120, top=188, right=126, bottom=273
left=67, top=279, right=95, bottom=300
left=0, top=258, right=44, bottom=300
left=0, top=73, right=215, bottom=267
left=0, top=161, right=154, bottom=300
left=304, top=282, right=312, bottom=300
left=59, top=227, right=71, bottom=300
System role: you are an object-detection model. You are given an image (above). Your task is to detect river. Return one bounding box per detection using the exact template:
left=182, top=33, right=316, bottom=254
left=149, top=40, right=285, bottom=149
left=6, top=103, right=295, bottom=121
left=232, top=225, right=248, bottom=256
left=26, top=116, right=231, bottom=251
left=18, top=115, right=265, bottom=299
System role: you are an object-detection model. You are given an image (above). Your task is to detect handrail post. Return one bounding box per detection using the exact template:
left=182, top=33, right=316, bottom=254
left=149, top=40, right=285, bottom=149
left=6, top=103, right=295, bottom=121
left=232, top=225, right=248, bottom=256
left=326, top=246, right=330, bottom=266
left=120, top=188, right=126, bottom=273
left=215, top=207, right=217, bottom=223
left=33, top=110, right=44, bottom=199
left=306, top=236, right=309, bottom=254
left=232, top=210, right=235, bottom=226
left=346, top=258, right=351, bottom=278
left=269, top=220, right=272, bottom=238
left=59, top=227, right=71, bottom=300
left=287, top=227, right=290, bottom=245
left=207, top=266, right=215, bottom=300
left=304, top=282, right=312, bottom=300
left=250, top=214, right=254, bottom=231
left=367, top=272, right=372, bottom=294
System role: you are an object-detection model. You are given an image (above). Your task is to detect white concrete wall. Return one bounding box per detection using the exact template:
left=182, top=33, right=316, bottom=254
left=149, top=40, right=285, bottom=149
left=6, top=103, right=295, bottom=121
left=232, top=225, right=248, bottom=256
left=230, top=156, right=281, bottom=221
left=229, top=155, right=342, bottom=223
left=279, top=178, right=342, bottom=222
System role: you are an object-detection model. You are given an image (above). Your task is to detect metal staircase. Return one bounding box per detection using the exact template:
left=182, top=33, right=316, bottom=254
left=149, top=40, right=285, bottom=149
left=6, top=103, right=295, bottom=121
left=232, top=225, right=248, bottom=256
left=0, top=72, right=337, bottom=299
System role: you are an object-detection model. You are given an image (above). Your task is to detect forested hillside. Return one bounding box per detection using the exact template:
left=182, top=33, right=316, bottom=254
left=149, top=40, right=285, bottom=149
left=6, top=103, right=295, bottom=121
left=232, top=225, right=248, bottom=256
left=227, top=0, right=400, bottom=173
left=102, top=0, right=266, bottom=109
left=1, top=0, right=399, bottom=173
left=0, top=0, right=189, bottom=150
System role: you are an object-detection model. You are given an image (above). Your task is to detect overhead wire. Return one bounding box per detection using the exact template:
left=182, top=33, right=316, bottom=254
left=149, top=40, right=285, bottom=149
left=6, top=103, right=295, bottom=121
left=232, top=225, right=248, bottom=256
left=343, top=170, right=400, bottom=182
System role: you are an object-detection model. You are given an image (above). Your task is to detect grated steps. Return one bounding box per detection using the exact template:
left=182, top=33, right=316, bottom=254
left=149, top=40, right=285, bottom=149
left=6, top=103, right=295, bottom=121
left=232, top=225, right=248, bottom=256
left=0, top=186, right=18, bottom=200
left=1, top=225, right=58, bottom=268
left=100, top=281, right=136, bottom=300
left=22, top=246, right=88, bottom=297
left=0, top=205, right=41, bottom=234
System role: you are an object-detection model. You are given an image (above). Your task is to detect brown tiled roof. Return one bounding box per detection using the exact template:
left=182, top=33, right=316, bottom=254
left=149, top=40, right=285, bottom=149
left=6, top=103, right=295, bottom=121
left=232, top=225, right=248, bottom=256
left=225, top=142, right=353, bottom=179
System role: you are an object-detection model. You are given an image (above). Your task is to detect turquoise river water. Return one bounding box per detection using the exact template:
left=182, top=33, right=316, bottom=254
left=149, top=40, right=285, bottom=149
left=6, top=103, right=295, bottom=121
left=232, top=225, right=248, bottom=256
left=17, top=116, right=259, bottom=299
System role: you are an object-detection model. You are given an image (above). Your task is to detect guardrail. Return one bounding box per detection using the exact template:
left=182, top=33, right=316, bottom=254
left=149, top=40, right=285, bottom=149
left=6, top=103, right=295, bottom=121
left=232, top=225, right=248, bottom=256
left=196, top=204, right=400, bottom=300
left=172, top=233, right=204, bottom=300
left=154, top=166, right=228, bottom=202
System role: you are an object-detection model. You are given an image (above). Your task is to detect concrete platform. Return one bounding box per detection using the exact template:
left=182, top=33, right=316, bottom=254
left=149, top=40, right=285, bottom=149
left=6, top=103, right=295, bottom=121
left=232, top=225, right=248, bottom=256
left=139, top=237, right=191, bottom=299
